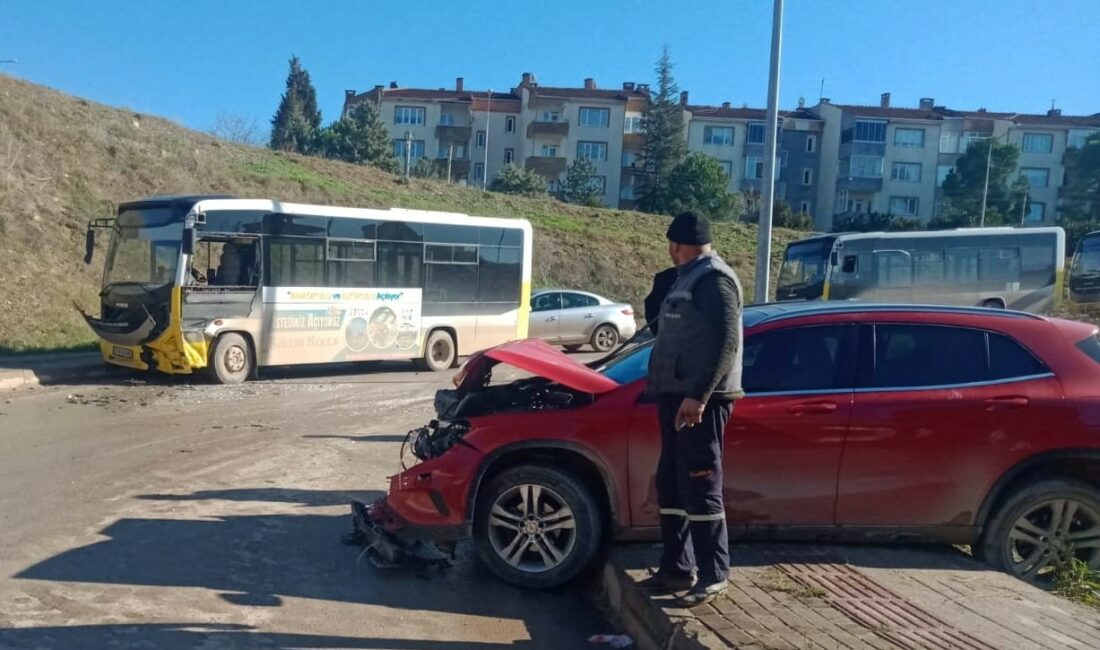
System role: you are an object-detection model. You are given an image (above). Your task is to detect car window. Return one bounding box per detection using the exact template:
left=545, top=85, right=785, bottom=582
left=871, top=325, right=986, bottom=388
left=1077, top=334, right=1100, bottom=364
left=988, top=332, right=1048, bottom=379
left=742, top=325, right=850, bottom=394
left=562, top=293, right=597, bottom=309
left=532, top=292, right=561, bottom=312
left=599, top=343, right=651, bottom=384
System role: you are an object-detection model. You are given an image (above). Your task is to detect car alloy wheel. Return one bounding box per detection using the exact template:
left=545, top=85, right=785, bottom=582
left=487, top=483, right=577, bottom=572
left=1006, top=497, right=1100, bottom=581
left=592, top=325, right=618, bottom=352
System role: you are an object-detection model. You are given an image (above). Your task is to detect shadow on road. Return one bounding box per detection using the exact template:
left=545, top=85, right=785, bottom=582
left=0, top=623, right=535, bottom=649
left=304, top=434, right=409, bottom=443
left=12, top=489, right=602, bottom=648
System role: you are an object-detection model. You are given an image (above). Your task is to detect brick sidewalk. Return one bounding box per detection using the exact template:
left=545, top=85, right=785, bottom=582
left=601, top=543, right=1100, bottom=650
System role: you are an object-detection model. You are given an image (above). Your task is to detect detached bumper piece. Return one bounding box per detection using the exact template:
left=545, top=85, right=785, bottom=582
left=343, top=499, right=452, bottom=571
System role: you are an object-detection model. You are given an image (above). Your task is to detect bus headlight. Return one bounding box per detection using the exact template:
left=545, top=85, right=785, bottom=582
left=183, top=330, right=206, bottom=344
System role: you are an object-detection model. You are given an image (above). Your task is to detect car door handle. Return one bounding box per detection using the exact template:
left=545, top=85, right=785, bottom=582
left=584, top=313, right=593, bottom=319
left=788, top=401, right=838, bottom=415
left=546, top=317, right=557, bottom=322
left=985, top=396, right=1030, bottom=410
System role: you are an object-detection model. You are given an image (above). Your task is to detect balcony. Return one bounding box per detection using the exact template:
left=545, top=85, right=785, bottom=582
left=435, top=125, right=472, bottom=141
left=527, top=121, right=570, bottom=138
left=837, top=176, right=883, bottom=193
left=525, top=156, right=567, bottom=177
left=623, top=132, right=646, bottom=149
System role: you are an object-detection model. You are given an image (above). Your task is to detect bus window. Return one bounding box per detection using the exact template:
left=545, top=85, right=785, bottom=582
left=913, top=251, right=945, bottom=285
left=376, top=241, right=423, bottom=288
left=425, top=244, right=478, bottom=302
left=842, top=255, right=858, bottom=273
left=326, top=240, right=377, bottom=288
left=478, top=246, right=522, bottom=303
left=980, top=247, right=1021, bottom=282
left=946, top=248, right=979, bottom=282
left=266, top=239, right=324, bottom=287
left=875, top=251, right=912, bottom=287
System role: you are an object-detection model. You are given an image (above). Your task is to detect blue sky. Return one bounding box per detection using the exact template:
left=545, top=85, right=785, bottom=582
left=2, top=0, right=1097, bottom=133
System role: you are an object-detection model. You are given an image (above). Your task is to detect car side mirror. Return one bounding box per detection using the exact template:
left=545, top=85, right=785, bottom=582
left=83, top=227, right=95, bottom=265
left=182, top=228, right=197, bottom=256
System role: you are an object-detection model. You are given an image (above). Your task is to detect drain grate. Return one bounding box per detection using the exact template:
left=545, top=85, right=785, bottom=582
left=769, top=548, right=998, bottom=650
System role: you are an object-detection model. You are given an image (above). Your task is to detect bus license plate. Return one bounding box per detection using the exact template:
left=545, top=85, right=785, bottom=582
left=112, top=346, right=134, bottom=360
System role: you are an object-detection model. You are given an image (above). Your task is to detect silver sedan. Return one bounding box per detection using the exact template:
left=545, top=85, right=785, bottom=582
left=528, top=289, right=637, bottom=352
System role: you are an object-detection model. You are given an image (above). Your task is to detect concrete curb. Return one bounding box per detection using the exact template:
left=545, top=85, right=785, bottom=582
left=596, top=547, right=724, bottom=650
left=0, top=353, right=115, bottom=391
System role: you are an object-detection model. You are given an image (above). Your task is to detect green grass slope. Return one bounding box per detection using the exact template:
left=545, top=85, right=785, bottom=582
left=0, top=74, right=800, bottom=353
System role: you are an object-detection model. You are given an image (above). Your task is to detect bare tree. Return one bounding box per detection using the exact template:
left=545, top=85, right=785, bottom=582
left=209, top=112, right=264, bottom=147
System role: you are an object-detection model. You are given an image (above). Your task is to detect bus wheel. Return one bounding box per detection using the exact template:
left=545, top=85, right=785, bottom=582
left=417, top=330, right=456, bottom=372
left=209, top=333, right=253, bottom=384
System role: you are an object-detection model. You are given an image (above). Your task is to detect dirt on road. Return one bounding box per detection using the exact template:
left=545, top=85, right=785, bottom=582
left=0, top=365, right=609, bottom=649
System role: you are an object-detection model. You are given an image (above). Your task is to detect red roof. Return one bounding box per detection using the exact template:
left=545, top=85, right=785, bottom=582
left=346, top=88, right=521, bottom=113
left=831, top=104, right=944, bottom=120
left=528, top=86, right=648, bottom=102
left=687, top=105, right=821, bottom=121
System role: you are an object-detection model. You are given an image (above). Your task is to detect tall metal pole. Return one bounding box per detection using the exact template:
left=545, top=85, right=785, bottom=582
left=483, top=89, right=492, bottom=189
left=447, top=143, right=454, bottom=183
left=754, top=0, right=784, bottom=304
left=979, top=137, right=992, bottom=227
left=404, top=131, right=412, bottom=181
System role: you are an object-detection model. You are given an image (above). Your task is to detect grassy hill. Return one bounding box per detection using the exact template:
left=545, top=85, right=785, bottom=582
left=0, top=74, right=801, bottom=353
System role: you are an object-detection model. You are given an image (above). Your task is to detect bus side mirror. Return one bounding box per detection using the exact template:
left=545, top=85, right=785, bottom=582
left=830, top=251, right=838, bottom=267
left=182, top=228, right=197, bottom=255
left=84, top=227, right=95, bottom=265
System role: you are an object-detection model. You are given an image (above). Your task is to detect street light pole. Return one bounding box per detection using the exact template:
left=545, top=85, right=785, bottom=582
left=447, top=143, right=454, bottom=184
left=754, top=0, right=784, bottom=304
left=979, top=138, right=993, bottom=227
left=404, top=131, right=412, bottom=181
left=483, top=89, right=492, bottom=189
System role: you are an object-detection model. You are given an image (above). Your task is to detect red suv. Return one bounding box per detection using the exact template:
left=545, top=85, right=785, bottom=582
left=356, top=303, right=1100, bottom=589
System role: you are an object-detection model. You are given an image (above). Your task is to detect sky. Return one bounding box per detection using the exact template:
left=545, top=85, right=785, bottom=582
left=2, top=0, right=1098, bottom=134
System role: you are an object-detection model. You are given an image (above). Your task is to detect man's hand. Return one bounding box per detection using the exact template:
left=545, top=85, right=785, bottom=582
left=675, top=398, right=705, bottom=431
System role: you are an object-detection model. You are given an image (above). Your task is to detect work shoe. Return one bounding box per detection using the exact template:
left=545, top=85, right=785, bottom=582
left=636, top=570, right=695, bottom=593
left=678, top=579, right=728, bottom=606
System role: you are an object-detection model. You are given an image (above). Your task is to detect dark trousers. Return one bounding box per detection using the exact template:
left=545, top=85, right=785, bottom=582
left=655, top=394, right=732, bottom=585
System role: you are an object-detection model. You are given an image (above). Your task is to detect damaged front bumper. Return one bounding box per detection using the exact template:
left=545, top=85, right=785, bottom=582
left=345, top=498, right=456, bottom=570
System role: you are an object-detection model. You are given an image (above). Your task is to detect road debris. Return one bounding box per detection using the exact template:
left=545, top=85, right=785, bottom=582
left=587, top=634, right=634, bottom=648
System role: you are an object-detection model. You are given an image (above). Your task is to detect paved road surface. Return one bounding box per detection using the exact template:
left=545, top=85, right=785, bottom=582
left=0, top=360, right=610, bottom=649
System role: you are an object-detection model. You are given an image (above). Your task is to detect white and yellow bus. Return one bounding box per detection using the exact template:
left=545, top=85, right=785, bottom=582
left=82, top=196, right=532, bottom=383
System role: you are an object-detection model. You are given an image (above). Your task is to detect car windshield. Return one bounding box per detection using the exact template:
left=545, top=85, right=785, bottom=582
left=1073, top=237, right=1100, bottom=275
left=104, top=208, right=184, bottom=288
left=778, top=240, right=829, bottom=289
left=595, top=340, right=653, bottom=385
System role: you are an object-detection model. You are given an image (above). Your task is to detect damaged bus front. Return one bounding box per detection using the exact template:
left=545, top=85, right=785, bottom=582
left=82, top=196, right=227, bottom=376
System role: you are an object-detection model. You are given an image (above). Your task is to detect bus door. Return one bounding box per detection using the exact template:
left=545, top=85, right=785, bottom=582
left=872, top=250, right=913, bottom=303
left=184, top=236, right=262, bottom=320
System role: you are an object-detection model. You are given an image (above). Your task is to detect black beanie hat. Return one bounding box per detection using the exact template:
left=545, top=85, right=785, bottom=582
left=666, top=211, right=711, bottom=246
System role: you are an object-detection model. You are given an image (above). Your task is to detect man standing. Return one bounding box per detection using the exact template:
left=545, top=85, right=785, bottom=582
left=643, top=211, right=743, bottom=606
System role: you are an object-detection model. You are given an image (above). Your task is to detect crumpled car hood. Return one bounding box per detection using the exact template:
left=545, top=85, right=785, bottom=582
left=456, top=339, right=619, bottom=395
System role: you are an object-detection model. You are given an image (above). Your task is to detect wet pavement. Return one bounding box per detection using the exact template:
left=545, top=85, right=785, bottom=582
left=0, top=360, right=610, bottom=649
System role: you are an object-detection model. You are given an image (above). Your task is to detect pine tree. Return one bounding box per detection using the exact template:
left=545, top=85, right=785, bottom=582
left=562, top=157, right=604, bottom=207
left=934, top=138, right=1026, bottom=227
left=270, top=55, right=322, bottom=153
left=637, top=46, right=687, bottom=215
left=317, top=102, right=400, bottom=173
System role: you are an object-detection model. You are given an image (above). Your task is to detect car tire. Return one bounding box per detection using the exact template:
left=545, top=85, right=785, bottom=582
left=978, top=478, right=1100, bottom=585
left=415, top=330, right=456, bottom=372
left=474, top=464, right=603, bottom=589
left=981, top=299, right=1005, bottom=309
left=208, top=333, right=252, bottom=384
left=563, top=344, right=584, bottom=353
left=590, top=325, right=619, bottom=353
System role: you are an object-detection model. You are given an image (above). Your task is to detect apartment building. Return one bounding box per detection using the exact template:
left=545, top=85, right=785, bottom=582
left=813, top=94, right=1100, bottom=231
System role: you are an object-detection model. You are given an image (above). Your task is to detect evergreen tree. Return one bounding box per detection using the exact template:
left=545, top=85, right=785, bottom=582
left=490, top=166, right=547, bottom=197
left=636, top=46, right=687, bottom=214
left=317, top=102, right=400, bottom=173
left=664, top=153, right=738, bottom=219
left=270, top=55, right=322, bottom=153
left=935, top=138, right=1027, bottom=227
left=1059, top=133, right=1100, bottom=248
left=561, top=158, right=604, bottom=207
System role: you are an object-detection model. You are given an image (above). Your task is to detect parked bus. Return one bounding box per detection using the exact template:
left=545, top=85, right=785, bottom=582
left=776, top=227, right=1065, bottom=313
left=1069, top=230, right=1100, bottom=305
left=81, top=196, right=532, bottom=383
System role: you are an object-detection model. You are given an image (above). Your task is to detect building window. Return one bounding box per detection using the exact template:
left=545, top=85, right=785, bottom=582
left=849, top=155, right=883, bottom=178
left=718, top=160, right=733, bottom=178
left=703, top=126, right=734, bottom=146
left=744, top=156, right=763, bottom=180
left=894, top=128, right=925, bottom=148
left=394, top=106, right=426, bottom=126
left=1069, top=130, right=1098, bottom=149
left=540, top=144, right=559, bottom=157
left=624, top=116, right=643, bottom=133
left=853, top=120, right=887, bottom=142
left=937, top=164, right=953, bottom=186
left=802, top=168, right=813, bottom=185
left=476, top=130, right=486, bottom=147
left=474, top=163, right=485, bottom=181
left=1025, top=202, right=1045, bottom=223
left=505, top=116, right=516, bottom=133
left=438, top=143, right=467, bottom=159
left=439, top=114, right=455, bottom=126
left=939, top=132, right=959, bottom=154
left=890, top=162, right=922, bottom=183
left=578, top=107, right=610, bottom=128
left=540, top=110, right=560, bottom=123
left=594, top=176, right=607, bottom=194
left=960, top=131, right=987, bottom=152
left=1020, top=167, right=1049, bottom=188
left=889, top=196, right=919, bottom=216
left=747, top=123, right=766, bottom=144
left=805, top=135, right=816, bottom=152
left=1022, top=133, right=1053, bottom=154
left=577, top=141, right=608, bottom=161
left=393, top=139, right=425, bottom=159
left=800, top=201, right=811, bottom=214
left=504, top=148, right=515, bottom=165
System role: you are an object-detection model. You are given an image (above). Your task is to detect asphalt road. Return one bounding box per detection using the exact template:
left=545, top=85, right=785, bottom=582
left=0, top=358, right=611, bottom=649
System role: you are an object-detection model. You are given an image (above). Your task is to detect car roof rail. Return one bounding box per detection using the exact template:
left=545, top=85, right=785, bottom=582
left=750, top=302, right=1047, bottom=327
